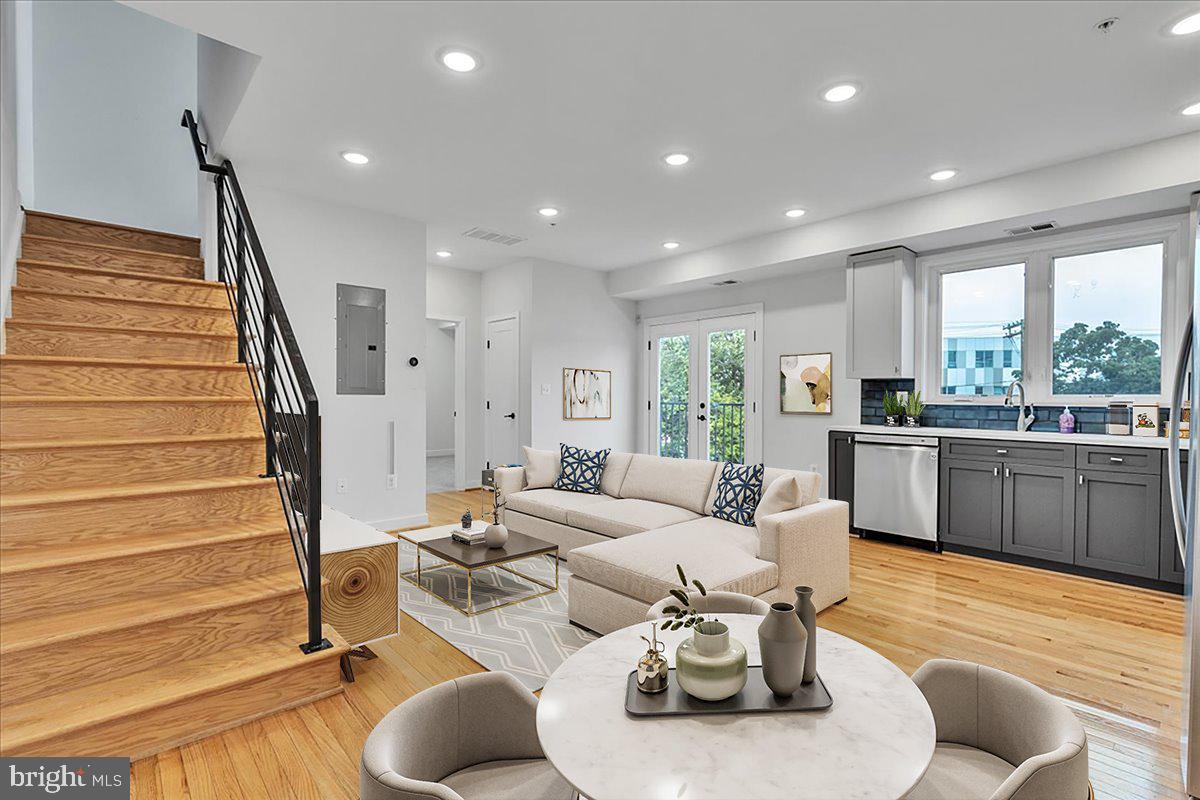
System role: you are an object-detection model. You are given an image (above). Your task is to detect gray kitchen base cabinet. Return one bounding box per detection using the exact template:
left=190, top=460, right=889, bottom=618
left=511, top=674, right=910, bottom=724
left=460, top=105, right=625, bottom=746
left=1075, top=469, right=1161, bottom=579
left=1002, top=464, right=1075, bottom=564
left=939, top=459, right=1003, bottom=551
left=1160, top=450, right=1187, bottom=584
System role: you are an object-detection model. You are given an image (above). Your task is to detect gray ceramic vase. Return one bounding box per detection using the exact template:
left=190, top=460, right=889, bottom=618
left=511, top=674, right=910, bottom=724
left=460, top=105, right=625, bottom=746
left=794, top=586, right=817, bottom=684
left=757, top=602, right=807, bottom=697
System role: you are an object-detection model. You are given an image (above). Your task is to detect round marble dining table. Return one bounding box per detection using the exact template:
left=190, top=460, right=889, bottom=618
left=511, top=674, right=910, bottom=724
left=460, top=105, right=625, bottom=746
left=536, top=614, right=935, bottom=800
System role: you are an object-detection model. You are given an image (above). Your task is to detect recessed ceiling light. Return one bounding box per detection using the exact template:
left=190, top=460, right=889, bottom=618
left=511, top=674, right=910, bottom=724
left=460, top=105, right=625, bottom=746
left=821, top=83, right=859, bottom=103
left=537, top=207, right=559, bottom=217
left=1183, top=101, right=1200, bottom=116
left=438, top=47, right=480, bottom=73
left=663, top=152, right=691, bottom=167
left=341, top=151, right=369, bottom=165
left=784, top=208, right=807, bottom=219
left=662, top=241, right=680, bottom=250
left=1171, top=11, right=1200, bottom=35
left=435, top=250, right=452, bottom=258
left=929, top=169, right=958, bottom=182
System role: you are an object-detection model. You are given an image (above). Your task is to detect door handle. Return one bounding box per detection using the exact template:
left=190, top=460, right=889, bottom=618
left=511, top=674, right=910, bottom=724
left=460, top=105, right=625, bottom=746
left=504, top=412, right=516, bottom=419
left=697, top=414, right=708, bottom=421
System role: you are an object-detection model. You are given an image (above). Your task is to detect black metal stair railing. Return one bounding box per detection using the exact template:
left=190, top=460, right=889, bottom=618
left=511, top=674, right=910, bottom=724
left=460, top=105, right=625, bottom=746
left=181, top=109, right=330, bottom=655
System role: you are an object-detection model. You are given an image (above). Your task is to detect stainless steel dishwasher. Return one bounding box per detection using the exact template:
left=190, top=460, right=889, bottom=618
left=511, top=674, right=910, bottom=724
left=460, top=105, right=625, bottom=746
left=853, top=433, right=940, bottom=544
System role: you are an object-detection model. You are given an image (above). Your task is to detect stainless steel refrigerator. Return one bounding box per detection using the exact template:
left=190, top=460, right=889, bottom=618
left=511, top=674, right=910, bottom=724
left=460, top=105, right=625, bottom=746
left=1169, top=190, right=1200, bottom=798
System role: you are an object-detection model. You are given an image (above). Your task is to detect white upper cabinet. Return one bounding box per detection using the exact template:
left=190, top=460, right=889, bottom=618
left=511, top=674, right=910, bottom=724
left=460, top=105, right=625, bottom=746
left=846, top=247, right=916, bottom=379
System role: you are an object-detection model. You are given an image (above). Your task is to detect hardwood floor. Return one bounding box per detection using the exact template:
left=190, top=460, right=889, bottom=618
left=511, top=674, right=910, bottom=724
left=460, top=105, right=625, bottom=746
left=131, top=487, right=1184, bottom=799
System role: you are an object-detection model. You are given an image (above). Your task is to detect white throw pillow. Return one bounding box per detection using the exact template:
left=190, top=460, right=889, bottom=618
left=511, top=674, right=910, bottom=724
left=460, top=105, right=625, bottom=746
left=522, top=446, right=561, bottom=489
left=754, top=475, right=802, bottom=523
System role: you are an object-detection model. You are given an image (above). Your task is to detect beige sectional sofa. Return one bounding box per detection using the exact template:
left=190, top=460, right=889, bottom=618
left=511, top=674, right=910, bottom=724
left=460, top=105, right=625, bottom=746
left=493, top=450, right=850, bottom=634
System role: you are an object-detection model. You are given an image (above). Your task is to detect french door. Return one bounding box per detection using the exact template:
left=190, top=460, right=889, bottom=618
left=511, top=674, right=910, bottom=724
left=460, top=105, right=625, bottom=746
left=647, top=312, right=760, bottom=464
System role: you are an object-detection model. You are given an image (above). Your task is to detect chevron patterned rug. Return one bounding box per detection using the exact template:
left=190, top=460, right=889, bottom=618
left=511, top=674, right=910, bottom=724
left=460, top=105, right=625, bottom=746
left=396, top=540, right=598, bottom=690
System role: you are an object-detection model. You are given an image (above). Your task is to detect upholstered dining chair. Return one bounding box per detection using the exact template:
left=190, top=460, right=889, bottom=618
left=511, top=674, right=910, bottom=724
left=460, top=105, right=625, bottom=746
left=646, top=590, right=771, bottom=622
left=360, top=671, right=574, bottom=800
left=907, top=659, right=1090, bottom=800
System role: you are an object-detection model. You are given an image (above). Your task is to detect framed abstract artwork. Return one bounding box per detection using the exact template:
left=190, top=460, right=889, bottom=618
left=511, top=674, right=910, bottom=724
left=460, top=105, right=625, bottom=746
left=780, top=353, right=832, bottom=414
left=563, top=368, right=612, bottom=420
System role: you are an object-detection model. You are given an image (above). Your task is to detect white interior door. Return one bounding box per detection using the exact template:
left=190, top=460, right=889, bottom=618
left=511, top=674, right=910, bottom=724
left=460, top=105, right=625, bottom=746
left=485, top=316, right=519, bottom=468
left=648, top=313, right=759, bottom=463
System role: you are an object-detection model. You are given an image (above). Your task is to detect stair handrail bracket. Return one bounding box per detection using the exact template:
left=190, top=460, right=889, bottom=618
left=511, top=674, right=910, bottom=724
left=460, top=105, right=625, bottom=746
left=181, top=109, right=330, bottom=655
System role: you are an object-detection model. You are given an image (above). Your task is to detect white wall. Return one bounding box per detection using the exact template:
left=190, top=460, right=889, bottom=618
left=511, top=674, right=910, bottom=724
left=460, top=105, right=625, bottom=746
left=427, top=265, right=484, bottom=485
left=424, top=319, right=456, bottom=455
left=0, top=0, right=24, bottom=351
left=242, top=181, right=427, bottom=529
left=637, top=268, right=857, bottom=495
left=29, top=0, right=197, bottom=235
left=530, top=261, right=638, bottom=453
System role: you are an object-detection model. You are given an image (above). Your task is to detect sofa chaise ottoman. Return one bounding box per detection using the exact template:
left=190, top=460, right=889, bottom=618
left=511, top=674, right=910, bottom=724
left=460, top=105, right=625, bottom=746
left=494, top=450, right=850, bottom=635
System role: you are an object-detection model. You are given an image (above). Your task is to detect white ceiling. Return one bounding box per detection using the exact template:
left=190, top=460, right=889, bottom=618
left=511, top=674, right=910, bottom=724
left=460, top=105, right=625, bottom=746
left=127, top=1, right=1200, bottom=273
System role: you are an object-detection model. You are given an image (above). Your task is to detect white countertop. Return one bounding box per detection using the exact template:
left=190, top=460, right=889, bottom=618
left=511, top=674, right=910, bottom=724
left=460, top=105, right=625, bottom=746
left=830, top=424, right=1171, bottom=449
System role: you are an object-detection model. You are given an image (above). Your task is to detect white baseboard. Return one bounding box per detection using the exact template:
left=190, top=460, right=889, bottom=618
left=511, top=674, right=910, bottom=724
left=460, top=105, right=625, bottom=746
left=369, top=512, right=429, bottom=532
left=426, top=449, right=454, bottom=458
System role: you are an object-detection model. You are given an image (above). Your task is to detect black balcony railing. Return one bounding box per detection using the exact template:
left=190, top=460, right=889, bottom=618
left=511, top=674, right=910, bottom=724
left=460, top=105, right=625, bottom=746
left=658, top=399, right=745, bottom=463
left=181, top=109, right=330, bottom=656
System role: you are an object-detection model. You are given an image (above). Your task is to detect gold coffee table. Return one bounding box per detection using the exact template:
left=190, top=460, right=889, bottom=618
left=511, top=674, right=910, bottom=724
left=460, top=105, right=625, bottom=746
left=396, top=526, right=559, bottom=616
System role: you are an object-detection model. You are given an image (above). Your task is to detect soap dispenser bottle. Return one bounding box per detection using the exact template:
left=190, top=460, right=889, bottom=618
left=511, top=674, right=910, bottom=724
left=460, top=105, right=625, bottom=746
left=1058, top=406, right=1076, bottom=434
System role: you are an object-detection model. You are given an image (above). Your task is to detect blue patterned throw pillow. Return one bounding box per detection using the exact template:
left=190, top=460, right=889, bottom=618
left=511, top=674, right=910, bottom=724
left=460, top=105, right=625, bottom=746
left=553, top=444, right=610, bottom=494
left=711, top=462, right=766, bottom=526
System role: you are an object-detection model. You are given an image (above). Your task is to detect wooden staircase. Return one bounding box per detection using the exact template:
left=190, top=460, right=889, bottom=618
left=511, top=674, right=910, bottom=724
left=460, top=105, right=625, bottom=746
left=0, top=211, right=348, bottom=760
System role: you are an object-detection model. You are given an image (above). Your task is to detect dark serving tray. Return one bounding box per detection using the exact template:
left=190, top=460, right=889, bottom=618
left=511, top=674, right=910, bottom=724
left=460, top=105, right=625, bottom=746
left=625, top=667, right=832, bottom=717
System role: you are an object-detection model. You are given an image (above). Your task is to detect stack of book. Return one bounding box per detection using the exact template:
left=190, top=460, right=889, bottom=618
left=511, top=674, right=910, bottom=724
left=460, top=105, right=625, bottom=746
left=451, top=523, right=487, bottom=546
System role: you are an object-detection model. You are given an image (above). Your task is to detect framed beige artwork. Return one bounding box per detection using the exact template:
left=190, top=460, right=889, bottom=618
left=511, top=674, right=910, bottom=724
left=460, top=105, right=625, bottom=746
left=780, top=353, right=832, bottom=414
left=563, top=368, right=612, bottom=420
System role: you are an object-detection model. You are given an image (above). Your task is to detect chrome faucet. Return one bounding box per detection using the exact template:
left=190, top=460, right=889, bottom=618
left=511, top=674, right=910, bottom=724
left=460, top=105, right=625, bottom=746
left=1004, top=379, right=1036, bottom=432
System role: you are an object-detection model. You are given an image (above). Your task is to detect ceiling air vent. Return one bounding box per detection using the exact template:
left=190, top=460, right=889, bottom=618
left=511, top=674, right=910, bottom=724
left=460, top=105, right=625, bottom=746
left=462, top=227, right=527, bottom=247
left=1004, top=221, right=1057, bottom=237
left=712, top=279, right=741, bottom=286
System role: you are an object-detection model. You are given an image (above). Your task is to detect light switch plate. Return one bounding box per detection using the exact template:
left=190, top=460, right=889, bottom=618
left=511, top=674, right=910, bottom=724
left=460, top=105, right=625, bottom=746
left=336, top=478, right=348, bottom=494
left=541, top=383, right=552, bottom=395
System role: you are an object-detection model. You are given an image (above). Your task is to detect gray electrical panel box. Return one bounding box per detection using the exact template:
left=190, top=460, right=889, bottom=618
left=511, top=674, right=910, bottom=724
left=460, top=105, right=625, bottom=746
left=336, top=283, right=386, bottom=395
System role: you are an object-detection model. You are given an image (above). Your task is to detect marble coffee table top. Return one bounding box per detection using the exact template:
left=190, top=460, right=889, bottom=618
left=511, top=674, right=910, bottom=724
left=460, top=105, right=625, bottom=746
left=536, top=614, right=935, bottom=800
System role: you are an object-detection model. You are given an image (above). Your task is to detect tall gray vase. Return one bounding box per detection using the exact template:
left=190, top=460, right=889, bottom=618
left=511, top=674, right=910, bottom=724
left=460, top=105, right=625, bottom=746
left=794, top=586, right=817, bottom=684
left=757, top=602, right=807, bottom=697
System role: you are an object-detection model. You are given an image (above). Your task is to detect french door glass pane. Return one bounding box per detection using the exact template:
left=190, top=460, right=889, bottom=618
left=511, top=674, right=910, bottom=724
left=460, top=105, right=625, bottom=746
left=940, top=263, right=1025, bottom=396
left=658, top=334, right=690, bottom=458
left=707, top=329, right=745, bottom=464
left=1052, top=243, right=1163, bottom=396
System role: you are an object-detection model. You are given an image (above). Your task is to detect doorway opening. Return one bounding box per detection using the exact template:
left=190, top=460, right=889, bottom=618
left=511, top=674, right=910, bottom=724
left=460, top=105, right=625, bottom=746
left=425, top=316, right=464, bottom=493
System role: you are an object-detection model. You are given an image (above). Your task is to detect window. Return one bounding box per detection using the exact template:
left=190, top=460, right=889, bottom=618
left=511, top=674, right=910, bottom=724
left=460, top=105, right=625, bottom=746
left=921, top=216, right=1184, bottom=406
left=1052, top=243, right=1163, bottom=397
left=939, top=263, right=1024, bottom=396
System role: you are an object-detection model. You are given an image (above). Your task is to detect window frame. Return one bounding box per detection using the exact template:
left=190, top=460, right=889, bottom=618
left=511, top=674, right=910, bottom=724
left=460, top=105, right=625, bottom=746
left=916, top=215, right=1189, bottom=407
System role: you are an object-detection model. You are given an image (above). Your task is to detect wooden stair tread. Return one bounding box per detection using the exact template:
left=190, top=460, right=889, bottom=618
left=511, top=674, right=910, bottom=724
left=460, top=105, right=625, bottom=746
left=17, top=259, right=222, bottom=288
left=11, top=284, right=228, bottom=311
left=0, top=627, right=347, bottom=749
left=0, top=473, right=273, bottom=510
left=0, top=568, right=306, bottom=655
left=0, top=431, right=261, bottom=452
left=0, top=394, right=255, bottom=404
left=0, top=521, right=290, bottom=575
left=3, top=319, right=237, bottom=340
left=21, top=234, right=204, bottom=265
left=23, top=210, right=201, bottom=254
left=0, top=354, right=242, bottom=369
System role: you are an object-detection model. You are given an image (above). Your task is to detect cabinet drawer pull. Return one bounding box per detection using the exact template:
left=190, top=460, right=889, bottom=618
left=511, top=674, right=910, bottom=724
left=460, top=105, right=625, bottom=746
left=1109, top=456, right=1125, bottom=463
left=993, top=467, right=999, bottom=477
left=1005, top=467, right=1011, bottom=478
left=996, top=449, right=1009, bottom=455
left=1079, top=474, right=1085, bottom=485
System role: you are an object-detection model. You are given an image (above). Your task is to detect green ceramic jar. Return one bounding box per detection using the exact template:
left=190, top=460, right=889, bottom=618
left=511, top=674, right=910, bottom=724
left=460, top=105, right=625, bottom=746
left=675, top=620, right=748, bottom=701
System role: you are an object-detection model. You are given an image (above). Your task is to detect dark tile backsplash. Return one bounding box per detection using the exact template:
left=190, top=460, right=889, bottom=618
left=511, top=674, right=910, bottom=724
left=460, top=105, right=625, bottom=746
left=859, top=379, right=1168, bottom=435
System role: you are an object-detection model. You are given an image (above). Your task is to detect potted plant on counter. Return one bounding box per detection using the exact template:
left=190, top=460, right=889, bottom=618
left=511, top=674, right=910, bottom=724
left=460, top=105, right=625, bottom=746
left=904, top=390, right=925, bottom=428
left=882, top=391, right=903, bottom=427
